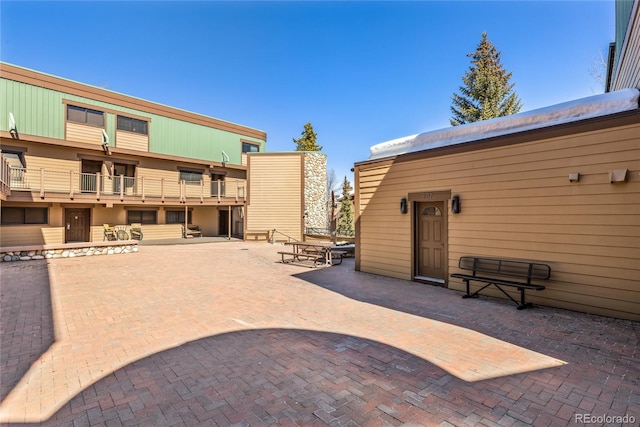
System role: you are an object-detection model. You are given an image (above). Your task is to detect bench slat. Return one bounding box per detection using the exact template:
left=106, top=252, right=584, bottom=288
left=450, top=273, right=545, bottom=290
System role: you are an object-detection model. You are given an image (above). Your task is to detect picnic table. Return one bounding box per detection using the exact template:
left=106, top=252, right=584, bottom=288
left=278, top=241, right=346, bottom=267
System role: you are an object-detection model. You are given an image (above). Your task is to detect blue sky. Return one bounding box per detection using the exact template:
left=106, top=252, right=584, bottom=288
left=1, top=1, right=615, bottom=186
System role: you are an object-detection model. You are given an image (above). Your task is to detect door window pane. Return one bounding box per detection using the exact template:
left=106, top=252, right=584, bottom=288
left=422, top=206, right=442, bottom=216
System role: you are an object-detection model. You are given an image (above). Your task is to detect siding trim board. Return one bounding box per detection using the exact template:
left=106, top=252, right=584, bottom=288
left=62, top=99, right=152, bottom=122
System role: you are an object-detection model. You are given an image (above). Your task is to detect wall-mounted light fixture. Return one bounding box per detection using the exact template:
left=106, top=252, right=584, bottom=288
left=569, top=172, right=580, bottom=183
left=400, top=197, right=408, bottom=214
left=452, top=194, right=461, bottom=214
left=609, top=169, right=628, bottom=183
left=9, top=113, right=18, bottom=138
left=221, top=151, right=230, bottom=167
left=101, top=129, right=111, bottom=155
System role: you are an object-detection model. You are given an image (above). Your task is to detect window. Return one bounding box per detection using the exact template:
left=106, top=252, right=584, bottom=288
left=113, top=163, right=136, bottom=193
left=117, top=116, right=148, bottom=135
left=166, top=210, right=192, bottom=224
left=179, top=170, right=202, bottom=183
left=2, top=150, right=26, bottom=188
left=422, top=206, right=442, bottom=216
left=1, top=151, right=25, bottom=168
left=67, top=105, right=104, bottom=126
left=127, top=210, right=157, bottom=224
left=242, top=142, right=260, bottom=153
left=1, top=207, right=48, bottom=225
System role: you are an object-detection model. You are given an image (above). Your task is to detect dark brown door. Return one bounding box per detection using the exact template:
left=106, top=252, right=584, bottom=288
left=219, top=209, right=229, bottom=235
left=416, top=201, right=446, bottom=283
left=65, top=208, right=90, bottom=242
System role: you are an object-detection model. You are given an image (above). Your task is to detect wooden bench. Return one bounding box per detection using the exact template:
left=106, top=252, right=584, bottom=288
left=182, top=225, right=202, bottom=238
left=450, top=256, right=551, bottom=310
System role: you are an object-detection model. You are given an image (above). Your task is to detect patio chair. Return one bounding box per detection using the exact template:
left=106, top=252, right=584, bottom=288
left=103, top=224, right=117, bottom=241
left=130, top=223, right=143, bottom=240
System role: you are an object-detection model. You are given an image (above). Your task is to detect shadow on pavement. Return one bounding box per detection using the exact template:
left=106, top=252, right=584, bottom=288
left=39, top=329, right=451, bottom=426
left=0, top=260, right=55, bottom=401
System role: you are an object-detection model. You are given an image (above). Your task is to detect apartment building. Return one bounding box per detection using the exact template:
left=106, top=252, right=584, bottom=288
left=0, top=62, right=266, bottom=246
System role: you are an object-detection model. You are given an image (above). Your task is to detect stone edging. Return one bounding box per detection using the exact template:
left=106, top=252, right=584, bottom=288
left=1, top=243, right=138, bottom=262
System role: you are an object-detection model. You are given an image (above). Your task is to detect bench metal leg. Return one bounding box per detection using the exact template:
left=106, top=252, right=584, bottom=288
left=462, top=281, right=533, bottom=309
left=462, top=280, right=492, bottom=299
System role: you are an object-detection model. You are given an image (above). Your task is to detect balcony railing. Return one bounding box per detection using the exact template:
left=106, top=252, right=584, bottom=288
left=0, top=156, right=11, bottom=198
left=8, top=168, right=246, bottom=203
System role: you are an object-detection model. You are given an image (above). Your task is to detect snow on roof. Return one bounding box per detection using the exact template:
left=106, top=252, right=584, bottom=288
left=369, top=88, right=640, bottom=160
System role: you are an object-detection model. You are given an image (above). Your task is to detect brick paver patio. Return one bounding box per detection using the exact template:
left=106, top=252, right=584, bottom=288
left=1, top=241, right=638, bottom=426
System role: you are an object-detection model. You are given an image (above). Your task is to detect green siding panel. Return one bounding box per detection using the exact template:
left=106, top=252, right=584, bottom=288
left=149, top=117, right=264, bottom=164
left=0, top=79, right=65, bottom=139
left=0, top=79, right=266, bottom=165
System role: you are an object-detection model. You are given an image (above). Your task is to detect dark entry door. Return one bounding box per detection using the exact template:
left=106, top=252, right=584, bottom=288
left=65, top=208, right=90, bottom=242
left=416, top=201, right=446, bottom=283
left=219, top=209, right=229, bottom=235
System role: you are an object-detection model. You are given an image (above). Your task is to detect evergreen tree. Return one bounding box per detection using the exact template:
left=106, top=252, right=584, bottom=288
left=450, top=32, right=522, bottom=126
left=336, top=176, right=354, bottom=237
left=293, top=122, right=322, bottom=151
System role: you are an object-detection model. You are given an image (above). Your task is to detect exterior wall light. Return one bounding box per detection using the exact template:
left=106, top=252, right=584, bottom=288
left=569, top=172, right=580, bottom=183
left=400, top=197, right=408, bottom=214
left=452, top=195, right=461, bottom=214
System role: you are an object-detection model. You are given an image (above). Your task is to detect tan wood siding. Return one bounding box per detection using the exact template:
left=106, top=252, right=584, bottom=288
left=135, top=167, right=181, bottom=197
left=357, top=121, right=640, bottom=321
left=89, top=224, right=183, bottom=241
left=20, top=154, right=80, bottom=193
left=66, top=122, right=104, bottom=145
left=246, top=154, right=303, bottom=241
left=0, top=226, right=63, bottom=246
left=116, top=131, right=149, bottom=152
